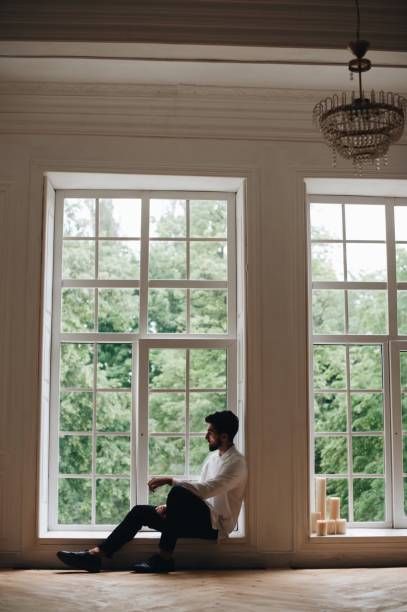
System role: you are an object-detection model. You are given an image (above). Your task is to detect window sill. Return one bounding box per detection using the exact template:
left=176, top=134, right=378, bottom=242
left=39, top=529, right=245, bottom=540
left=311, top=528, right=407, bottom=539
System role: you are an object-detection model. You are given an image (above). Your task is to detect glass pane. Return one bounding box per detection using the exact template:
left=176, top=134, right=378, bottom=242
left=63, top=198, right=95, bottom=237
left=96, top=479, right=130, bottom=524
left=326, top=478, right=349, bottom=521
left=352, top=436, right=384, bottom=473
left=313, top=345, right=346, bottom=390
left=62, top=240, right=95, bottom=279
left=98, top=240, right=140, bottom=280
left=189, top=437, right=209, bottom=475
left=58, top=478, right=91, bottom=524
left=402, top=394, right=407, bottom=431
left=190, top=289, right=227, bottom=334
left=59, top=435, right=92, bottom=474
left=310, top=203, right=343, bottom=240
left=396, top=245, right=407, bottom=282
left=99, top=198, right=141, bottom=237
left=398, top=291, right=407, bottom=335
left=190, top=392, right=227, bottom=432
left=60, top=344, right=93, bottom=389
left=404, top=478, right=407, bottom=516
left=149, top=484, right=171, bottom=506
left=98, top=289, right=139, bottom=333
left=190, top=349, right=227, bottom=389
left=351, top=393, right=384, bottom=432
left=60, top=391, right=93, bottom=432
left=401, top=353, right=407, bottom=388
left=348, top=290, right=387, bottom=334
left=149, top=436, right=185, bottom=475
left=395, top=206, right=407, bottom=241
left=148, top=289, right=186, bottom=333
left=149, top=349, right=186, bottom=389
left=190, top=200, right=227, bottom=238
left=312, top=290, right=345, bottom=334
left=149, top=392, right=185, bottom=433
left=61, top=288, right=94, bottom=332
left=96, top=436, right=131, bottom=474
left=346, top=243, right=387, bottom=282
left=190, top=242, right=227, bottom=280
left=96, top=392, right=131, bottom=432
left=97, top=344, right=132, bottom=389
left=349, top=345, right=382, bottom=389
left=314, top=437, right=347, bottom=474
left=314, top=393, right=347, bottom=432
left=345, top=204, right=385, bottom=240
left=149, top=199, right=186, bottom=238
left=149, top=241, right=186, bottom=280
left=311, top=243, right=344, bottom=281
left=403, top=436, right=407, bottom=473
left=353, top=478, right=385, bottom=521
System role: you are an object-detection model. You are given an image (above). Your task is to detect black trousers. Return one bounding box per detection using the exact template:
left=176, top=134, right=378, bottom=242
left=99, top=485, right=218, bottom=557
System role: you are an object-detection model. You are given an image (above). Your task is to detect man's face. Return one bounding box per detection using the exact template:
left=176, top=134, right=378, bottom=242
left=205, top=424, right=221, bottom=451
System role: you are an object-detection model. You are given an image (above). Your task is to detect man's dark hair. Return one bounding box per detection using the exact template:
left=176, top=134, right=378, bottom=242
left=205, top=410, right=239, bottom=442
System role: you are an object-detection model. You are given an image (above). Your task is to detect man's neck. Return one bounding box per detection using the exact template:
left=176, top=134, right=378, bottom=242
left=219, top=443, right=234, bottom=456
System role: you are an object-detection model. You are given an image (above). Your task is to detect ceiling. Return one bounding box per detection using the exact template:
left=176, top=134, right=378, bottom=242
left=0, top=0, right=406, bottom=52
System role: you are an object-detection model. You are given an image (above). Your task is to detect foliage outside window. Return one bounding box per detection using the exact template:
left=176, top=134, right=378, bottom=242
left=49, top=191, right=239, bottom=529
left=309, top=197, right=407, bottom=527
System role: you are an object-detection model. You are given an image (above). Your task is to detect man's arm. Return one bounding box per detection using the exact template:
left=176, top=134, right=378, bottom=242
left=148, top=476, right=173, bottom=491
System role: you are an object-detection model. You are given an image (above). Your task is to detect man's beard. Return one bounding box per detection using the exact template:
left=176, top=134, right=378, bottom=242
left=208, top=441, right=219, bottom=452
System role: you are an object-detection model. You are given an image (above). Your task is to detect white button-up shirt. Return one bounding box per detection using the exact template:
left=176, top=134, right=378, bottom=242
left=173, top=445, right=247, bottom=538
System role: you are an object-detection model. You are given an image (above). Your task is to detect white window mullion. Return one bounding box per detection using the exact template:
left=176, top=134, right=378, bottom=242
left=390, top=341, right=407, bottom=527
left=139, top=194, right=150, bottom=337
left=137, top=341, right=150, bottom=505
left=345, top=345, right=354, bottom=523
left=91, top=343, right=97, bottom=527
left=227, top=194, right=237, bottom=337
left=131, top=341, right=139, bottom=506
left=382, top=342, right=393, bottom=527
left=387, top=201, right=398, bottom=338
left=48, top=192, right=65, bottom=530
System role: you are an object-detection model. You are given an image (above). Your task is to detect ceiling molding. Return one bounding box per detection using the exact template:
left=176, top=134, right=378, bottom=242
left=0, top=1, right=406, bottom=52
left=0, top=81, right=406, bottom=144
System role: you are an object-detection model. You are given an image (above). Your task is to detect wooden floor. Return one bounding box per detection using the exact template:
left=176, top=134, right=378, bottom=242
left=1, top=567, right=407, bottom=611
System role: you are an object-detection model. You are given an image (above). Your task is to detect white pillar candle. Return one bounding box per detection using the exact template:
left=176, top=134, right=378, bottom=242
left=327, top=497, right=341, bottom=520
left=310, top=511, right=321, bottom=534
left=327, top=519, right=336, bottom=535
left=315, top=477, right=327, bottom=519
left=316, top=519, right=328, bottom=536
left=335, top=519, right=347, bottom=535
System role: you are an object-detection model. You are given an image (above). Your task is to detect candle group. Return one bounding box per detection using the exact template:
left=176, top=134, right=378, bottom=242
left=311, top=478, right=347, bottom=536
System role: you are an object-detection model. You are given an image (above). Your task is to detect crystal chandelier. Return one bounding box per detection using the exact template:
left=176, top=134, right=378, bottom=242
left=313, top=0, right=406, bottom=173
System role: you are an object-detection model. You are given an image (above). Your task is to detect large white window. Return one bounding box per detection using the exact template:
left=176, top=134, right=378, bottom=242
left=307, top=195, right=407, bottom=528
left=41, top=184, right=244, bottom=533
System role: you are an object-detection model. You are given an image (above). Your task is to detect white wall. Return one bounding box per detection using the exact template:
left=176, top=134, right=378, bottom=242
left=0, top=81, right=407, bottom=568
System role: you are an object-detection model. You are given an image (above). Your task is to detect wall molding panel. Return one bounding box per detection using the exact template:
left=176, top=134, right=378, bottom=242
left=4, top=81, right=406, bottom=144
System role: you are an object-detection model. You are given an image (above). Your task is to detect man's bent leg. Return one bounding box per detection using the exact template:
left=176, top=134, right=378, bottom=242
left=99, top=505, right=166, bottom=558
left=159, top=485, right=217, bottom=553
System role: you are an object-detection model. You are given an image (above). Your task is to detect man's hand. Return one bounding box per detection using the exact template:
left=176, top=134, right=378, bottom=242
left=155, top=504, right=167, bottom=517
left=148, top=476, right=173, bottom=491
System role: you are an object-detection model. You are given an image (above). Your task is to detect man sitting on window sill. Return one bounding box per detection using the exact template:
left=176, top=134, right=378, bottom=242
left=57, top=410, right=247, bottom=574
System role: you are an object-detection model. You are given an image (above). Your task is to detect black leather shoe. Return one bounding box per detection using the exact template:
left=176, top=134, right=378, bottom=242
left=56, top=550, right=102, bottom=573
left=132, top=554, right=174, bottom=574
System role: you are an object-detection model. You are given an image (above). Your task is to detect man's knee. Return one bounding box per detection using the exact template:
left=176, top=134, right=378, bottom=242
left=166, top=484, right=195, bottom=507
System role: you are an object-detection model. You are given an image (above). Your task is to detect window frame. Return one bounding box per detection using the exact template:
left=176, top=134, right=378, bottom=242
left=45, top=188, right=243, bottom=533
left=307, top=194, right=407, bottom=529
